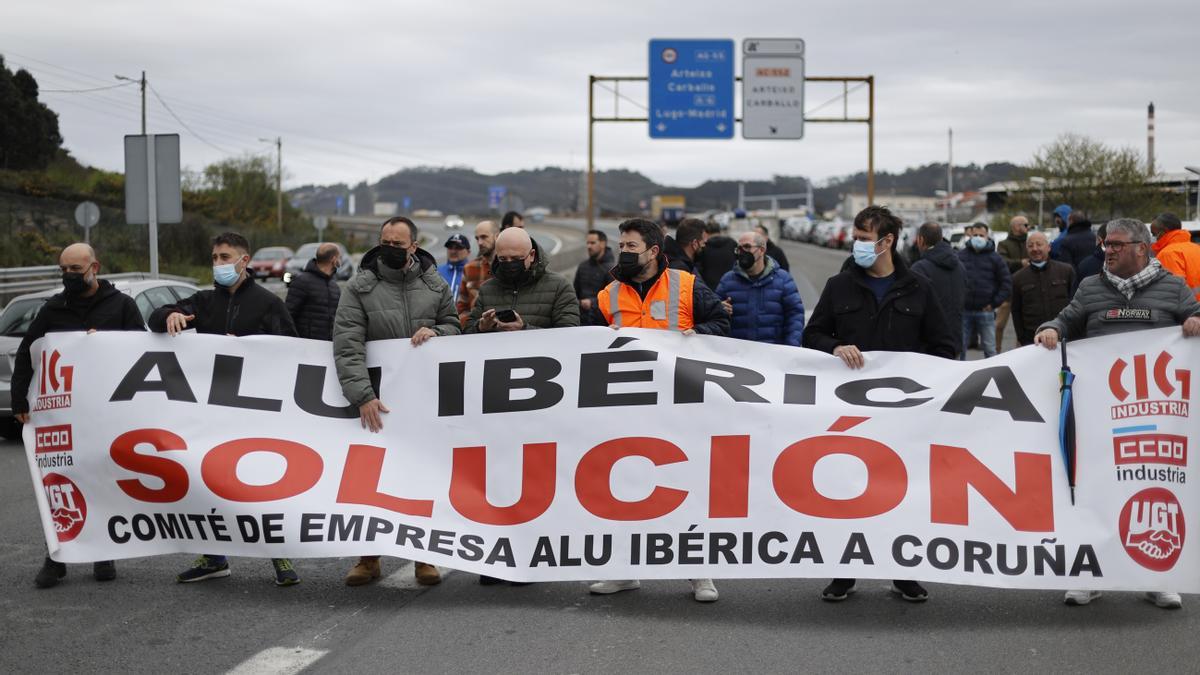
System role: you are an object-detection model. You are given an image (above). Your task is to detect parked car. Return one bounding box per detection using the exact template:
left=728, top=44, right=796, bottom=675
left=249, top=246, right=294, bottom=279
left=444, top=214, right=465, bottom=229
left=0, top=277, right=199, bottom=439
left=284, top=242, right=354, bottom=283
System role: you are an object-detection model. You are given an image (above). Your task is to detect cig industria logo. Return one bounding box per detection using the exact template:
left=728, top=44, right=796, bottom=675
left=33, top=349, right=73, bottom=412
left=1108, top=352, right=1191, bottom=420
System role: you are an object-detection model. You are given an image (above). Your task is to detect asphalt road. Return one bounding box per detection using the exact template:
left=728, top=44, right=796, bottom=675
left=1, top=239, right=1185, bottom=675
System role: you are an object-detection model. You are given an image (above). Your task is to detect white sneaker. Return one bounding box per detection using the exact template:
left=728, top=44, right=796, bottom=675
left=691, top=578, right=718, bottom=602
left=1064, top=590, right=1102, bottom=606
left=589, top=580, right=640, bottom=595
left=1145, top=591, right=1183, bottom=609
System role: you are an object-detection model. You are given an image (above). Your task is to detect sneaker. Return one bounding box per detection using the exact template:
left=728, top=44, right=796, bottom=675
left=690, top=578, right=719, bottom=603
left=589, top=580, right=641, bottom=595
left=1145, top=591, right=1183, bottom=609
left=414, top=562, right=441, bottom=586
left=272, top=558, right=300, bottom=586
left=345, top=557, right=382, bottom=586
left=478, top=575, right=504, bottom=586
left=176, top=555, right=231, bottom=583
left=1064, top=590, right=1102, bottom=606
left=821, top=578, right=856, bottom=602
left=891, top=580, right=929, bottom=602
left=35, top=557, right=66, bottom=589
left=93, top=560, right=116, bottom=582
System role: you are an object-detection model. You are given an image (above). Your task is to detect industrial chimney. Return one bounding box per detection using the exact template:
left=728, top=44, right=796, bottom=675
left=1147, top=102, right=1156, bottom=176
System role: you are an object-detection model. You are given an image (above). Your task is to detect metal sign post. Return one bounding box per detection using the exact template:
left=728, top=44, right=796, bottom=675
left=124, top=134, right=182, bottom=279
left=74, top=201, right=100, bottom=245
left=313, top=215, right=329, bottom=244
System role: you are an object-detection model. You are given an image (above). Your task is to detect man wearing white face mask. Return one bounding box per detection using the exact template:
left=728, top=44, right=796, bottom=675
left=956, top=222, right=1011, bottom=358
left=803, top=206, right=956, bottom=604
left=148, top=232, right=301, bottom=587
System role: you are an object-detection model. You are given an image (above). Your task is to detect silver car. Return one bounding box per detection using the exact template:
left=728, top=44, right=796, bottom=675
left=0, top=278, right=199, bottom=438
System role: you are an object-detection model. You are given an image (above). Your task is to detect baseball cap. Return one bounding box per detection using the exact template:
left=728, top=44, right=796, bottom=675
left=445, top=233, right=470, bottom=250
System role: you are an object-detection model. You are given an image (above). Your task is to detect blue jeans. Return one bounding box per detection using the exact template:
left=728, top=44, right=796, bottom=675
left=962, top=310, right=997, bottom=359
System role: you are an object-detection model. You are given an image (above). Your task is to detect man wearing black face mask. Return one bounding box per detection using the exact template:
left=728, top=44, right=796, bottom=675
left=590, top=218, right=729, bottom=603
left=12, top=243, right=143, bottom=589
left=465, top=227, right=578, bottom=334
left=333, top=216, right=461, bottom=588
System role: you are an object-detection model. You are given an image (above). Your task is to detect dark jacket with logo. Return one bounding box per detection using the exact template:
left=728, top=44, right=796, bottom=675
left=1039, top=264, right=1200, bottom=340
left=698, top=235, right=737, bottom=289
left=12, top=280, right=145, bottom=414
left=958, top=239, right=1012, bottom=310
left=911, top=241, right=967, bottom=356
left=465, top=240, right=580, bottom=333
left=285, top=259, right=341, bottom=341
left=1010, top=260, right=1076, bottom=346
left=802, top=256, right=957, bottom=358
left=150, top=277, right=296, bottom=338
left=573, top=247, right=615, bottom=326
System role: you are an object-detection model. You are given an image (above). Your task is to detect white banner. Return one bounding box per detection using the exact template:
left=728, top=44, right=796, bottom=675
left=22, top=327, right=1199, bottom=591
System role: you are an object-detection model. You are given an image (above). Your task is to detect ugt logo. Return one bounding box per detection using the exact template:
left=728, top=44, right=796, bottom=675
left=42, top=473, right=87, bottom=542
left=32, top=349, right=73, bottom=412
left=1109, top=352, right=1190, bottom=420
left=1119, top=487, right=1185, bottom=572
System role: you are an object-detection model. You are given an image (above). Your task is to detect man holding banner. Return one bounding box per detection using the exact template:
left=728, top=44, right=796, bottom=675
left=333, top=216, right=460, bottom=588
left=593, top=218, right=729, bottom=602
left=1035, top=217, right=1200, bottom=609
left=14, top=243, right=144, bottom=589
left=149, top=232, right=301, bottom=586
left=803, top=205, right=957, bottom=602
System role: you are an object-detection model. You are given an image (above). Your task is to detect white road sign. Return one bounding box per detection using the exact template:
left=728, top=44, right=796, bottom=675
left=741, top=38, right=805, bottom=140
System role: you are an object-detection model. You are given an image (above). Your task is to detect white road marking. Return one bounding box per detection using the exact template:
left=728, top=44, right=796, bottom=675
left=226, top=647, right=328, bottom=675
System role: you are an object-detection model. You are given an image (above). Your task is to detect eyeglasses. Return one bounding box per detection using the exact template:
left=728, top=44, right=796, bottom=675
left=737, top=244, right=761, bottom=252
left=1102, top=240, right=1140, bottom=253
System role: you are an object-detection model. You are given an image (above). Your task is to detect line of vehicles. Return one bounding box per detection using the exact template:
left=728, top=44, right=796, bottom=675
left=250, top=243, right=355, bottom=283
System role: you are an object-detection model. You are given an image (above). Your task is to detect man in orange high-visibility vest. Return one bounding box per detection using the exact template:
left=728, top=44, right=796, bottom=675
left=591, top=218, right=730, bottom=603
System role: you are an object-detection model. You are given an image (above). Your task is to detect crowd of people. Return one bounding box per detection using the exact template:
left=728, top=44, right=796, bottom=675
left=11, top=204, right=1200, bottom=608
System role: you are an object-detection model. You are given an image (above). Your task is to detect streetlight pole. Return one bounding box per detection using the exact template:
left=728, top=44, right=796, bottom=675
left=260, top=137, right=283, bottom=231
left=1030, top=176, right=1046, bottom=229
left=114, top=71, right=147, bottom=134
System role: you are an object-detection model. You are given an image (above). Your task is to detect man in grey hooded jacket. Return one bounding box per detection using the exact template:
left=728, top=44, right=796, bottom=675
left=333, top=216, right=461, bottom=588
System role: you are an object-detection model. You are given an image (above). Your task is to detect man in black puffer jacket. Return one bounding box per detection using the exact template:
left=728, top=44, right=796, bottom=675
left=1053, top=211, right=1099, bottom=276
left=957, top=222, right=1011, bottom=358
left=698, top=221, right=737, bottom=289
left=285, top=243, right=342, bottom=340
left=910, top=222, right=967, bottom=358
left=13, top=243, right=144, bottom=590
left=148, top=232, right=300, bottom=588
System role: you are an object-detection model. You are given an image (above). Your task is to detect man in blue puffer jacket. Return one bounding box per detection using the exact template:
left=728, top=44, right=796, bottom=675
left=957, top=222, right=1011, bottom=358
left=715, top=231, right=805, bottom=345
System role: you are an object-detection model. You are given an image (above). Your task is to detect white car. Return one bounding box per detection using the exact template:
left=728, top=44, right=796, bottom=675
left=0, top=277, right=199, bottom=438
left=444, top=214, right=465, bottom=229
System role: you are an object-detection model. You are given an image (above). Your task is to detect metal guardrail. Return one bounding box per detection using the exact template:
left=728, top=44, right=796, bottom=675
left=0, top=271, right=199, bottom=307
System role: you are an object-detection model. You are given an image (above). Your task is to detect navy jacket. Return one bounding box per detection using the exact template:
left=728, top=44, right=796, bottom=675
left=715, top=257, right=805, bottom=346
left=911, top=241, right=966, bottom=356
left=1053, top=220, right=1099, bottom=275
left=958, top=240, right=1011, bottom=310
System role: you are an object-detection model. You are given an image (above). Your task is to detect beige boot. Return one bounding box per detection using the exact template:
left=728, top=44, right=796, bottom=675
left=414, top=562, right=441, bottom=586
left=345, top=556, right=382, bottom=586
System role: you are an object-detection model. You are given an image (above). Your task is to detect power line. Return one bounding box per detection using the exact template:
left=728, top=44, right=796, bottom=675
left=41, top=81, right=135, bottom=94
left=149, top=84, right=230, bottom=154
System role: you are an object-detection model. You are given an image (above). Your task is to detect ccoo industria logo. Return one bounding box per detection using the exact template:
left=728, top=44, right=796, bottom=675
left=32, top=349, right=73, bottom=412
left=1108, top=352, right=1190, bottom=420
left=1119, top=488, right=1185, bottom=572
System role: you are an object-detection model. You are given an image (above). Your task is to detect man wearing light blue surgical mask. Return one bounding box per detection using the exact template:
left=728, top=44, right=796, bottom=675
left=956, top=223, right=1011, bottom=359
left=147, top=232, right=301, bottom=587
left=802, top=205, right=957, bottom=605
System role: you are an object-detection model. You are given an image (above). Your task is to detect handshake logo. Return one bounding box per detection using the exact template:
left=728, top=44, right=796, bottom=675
left=1119, top=488, right=1185, bottom=572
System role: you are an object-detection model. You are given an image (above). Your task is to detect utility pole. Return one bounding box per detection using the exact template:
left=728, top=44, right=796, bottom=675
left=947, top=127, right=953, bottom=200
left=260, top=136, right=283, bottom=231
left=115, top=70, right=147, bottom=134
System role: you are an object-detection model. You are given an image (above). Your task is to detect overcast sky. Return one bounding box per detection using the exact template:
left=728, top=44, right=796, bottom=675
left=4, top=0, right=1198, bottom=192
